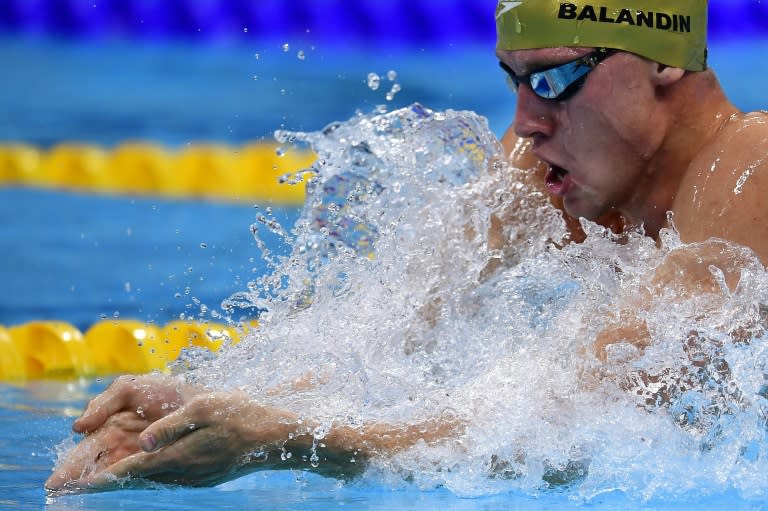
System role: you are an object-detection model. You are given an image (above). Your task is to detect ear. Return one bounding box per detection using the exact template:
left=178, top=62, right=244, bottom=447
left=651, top=64, right=686, bottom=87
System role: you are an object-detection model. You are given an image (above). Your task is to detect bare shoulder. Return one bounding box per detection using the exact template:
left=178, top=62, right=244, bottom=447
left=708, top=111, right=768, bottom=161
left=673, top=111, right=768, bottom=261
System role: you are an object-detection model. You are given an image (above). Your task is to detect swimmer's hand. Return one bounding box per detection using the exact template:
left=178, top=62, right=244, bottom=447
left=45, top=410, right=152, bottom=494
left=45, top=374, right=204, bottom=493
left=71, top=374, right=205, bottom=435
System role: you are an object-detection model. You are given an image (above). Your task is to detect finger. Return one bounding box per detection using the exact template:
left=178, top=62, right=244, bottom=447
left=46, top=412, right=149, bottom=492
left=73, top=376, right=138, bottom=434
left=45, top=438, right=101, bottom=491
left=82, top=438, right=204, bottom=490
left=138, top=405, right=203, bottom=453
left=77, top=450, right=162, bottom=491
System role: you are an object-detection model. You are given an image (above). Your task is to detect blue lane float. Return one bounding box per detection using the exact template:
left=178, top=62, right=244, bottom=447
left=4, top=0, right=764, bottom=43
left=0, top=0, right=493, bottom=43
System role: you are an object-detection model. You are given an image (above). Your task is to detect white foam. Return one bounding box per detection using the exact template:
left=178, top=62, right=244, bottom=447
left=191, top=104, right=768, bottom=502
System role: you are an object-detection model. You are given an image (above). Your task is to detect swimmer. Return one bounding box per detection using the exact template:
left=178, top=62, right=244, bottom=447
left=46, top=0, right=768, bottom=493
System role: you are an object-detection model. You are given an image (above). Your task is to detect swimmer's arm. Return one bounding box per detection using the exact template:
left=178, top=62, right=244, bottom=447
left=593, top=239, right=752, bottom=361
left=46, top=386, right=463, bottom=493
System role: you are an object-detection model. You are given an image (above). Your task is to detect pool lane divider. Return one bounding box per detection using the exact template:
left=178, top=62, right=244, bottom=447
left=0, top=0, right=762, bottom=41
left=0, top=319, right=256, bottom=383
left=0, top=142, right=315, bottom=204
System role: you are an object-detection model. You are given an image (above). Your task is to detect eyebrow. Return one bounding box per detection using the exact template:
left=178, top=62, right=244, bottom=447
left=498, top=59, right=560, bottom=79
left=498, top=60, right=517, bottom=79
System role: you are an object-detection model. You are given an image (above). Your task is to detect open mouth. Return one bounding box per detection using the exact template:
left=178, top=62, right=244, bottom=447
left=544, top=164, right=571, bottom=196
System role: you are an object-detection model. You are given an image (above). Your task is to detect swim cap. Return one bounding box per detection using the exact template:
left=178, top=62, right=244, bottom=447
left=496, top=0, right=707, bottom=71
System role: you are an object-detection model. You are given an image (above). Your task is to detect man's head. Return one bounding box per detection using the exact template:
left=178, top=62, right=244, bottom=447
left=495, top=1, right=716, bottom=230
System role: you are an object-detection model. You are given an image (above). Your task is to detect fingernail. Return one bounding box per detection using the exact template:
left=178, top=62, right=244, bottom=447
left=140, top=432, right=157, bottom=452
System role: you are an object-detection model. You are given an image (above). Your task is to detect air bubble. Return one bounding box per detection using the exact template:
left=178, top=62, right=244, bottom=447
left=367, top=72, right=381, bottom=91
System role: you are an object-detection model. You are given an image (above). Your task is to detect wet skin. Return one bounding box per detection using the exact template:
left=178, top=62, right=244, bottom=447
left=497, top=46, right=768, bottom=257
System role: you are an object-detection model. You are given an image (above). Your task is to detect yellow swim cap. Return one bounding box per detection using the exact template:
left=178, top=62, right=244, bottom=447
left=496, top=0, right=707, bottom=71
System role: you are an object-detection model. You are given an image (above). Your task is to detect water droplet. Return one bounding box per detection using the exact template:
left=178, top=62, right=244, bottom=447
left=254, top=53, right=260, bottom=60
left=367, top=72, right=381, bottom=91
left=387, top=70, right=397, bottom=81
left=385, top=83, right=402, bottom=102
left=243, top=27, right=248, bottom=33
left=297, top=50, right=305, bottom=60
left=200, top=243, right=208, bottom=249
left=282, top=43, right=290, bottom=52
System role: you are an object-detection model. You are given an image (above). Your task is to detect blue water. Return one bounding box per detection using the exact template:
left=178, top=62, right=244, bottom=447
left=2, top=37, right=768, bottom=510
left=2, top=383, right=764, bottom=511
left=0, top=37, right=513, bottom=147
left=0, top=187, right=297, bottom=329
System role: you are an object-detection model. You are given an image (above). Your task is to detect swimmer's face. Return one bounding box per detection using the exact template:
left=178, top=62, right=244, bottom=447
left=497, top=47, right=668, bottom=221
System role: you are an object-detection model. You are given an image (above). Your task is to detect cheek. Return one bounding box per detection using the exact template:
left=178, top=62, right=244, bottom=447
left=600, top=75, right=660, bottom=153
left=560, top=102, right=626, bottom=152
left=566, top=94, right=654, bottom=161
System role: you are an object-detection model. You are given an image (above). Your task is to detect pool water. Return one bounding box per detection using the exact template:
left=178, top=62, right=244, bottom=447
left=2, top=385, right=764, bottom=511
left=3, top=37, right=768, bottom=510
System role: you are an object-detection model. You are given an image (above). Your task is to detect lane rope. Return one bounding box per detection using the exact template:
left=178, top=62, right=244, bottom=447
left=0, top=142, right=314, bottom=204
left=0, top=1, right=761, bottom=42
left=0, top=319, right=257, bottom=382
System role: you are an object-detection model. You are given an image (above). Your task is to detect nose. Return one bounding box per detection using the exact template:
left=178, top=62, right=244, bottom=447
left=512, top=84, right=557, bottom=140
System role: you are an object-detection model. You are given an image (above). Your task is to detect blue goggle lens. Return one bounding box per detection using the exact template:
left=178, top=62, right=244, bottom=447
left=501, top=49, right=614, bottom=101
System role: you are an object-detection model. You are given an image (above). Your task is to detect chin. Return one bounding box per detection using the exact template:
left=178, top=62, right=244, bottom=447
left=562, top=197, right=603, bottom=223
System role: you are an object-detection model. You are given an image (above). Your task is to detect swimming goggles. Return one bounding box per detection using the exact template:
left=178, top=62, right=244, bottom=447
left=499, top=48, right=616, bottom=101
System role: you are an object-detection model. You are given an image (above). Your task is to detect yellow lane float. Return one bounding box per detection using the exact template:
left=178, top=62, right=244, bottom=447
left=0, top=319, right=246, bottom=383
left=7, top=321, right=94, bottom=380
left=0, top=325, right=26, bottom=383
left=0, top=142, right=315, bottom=205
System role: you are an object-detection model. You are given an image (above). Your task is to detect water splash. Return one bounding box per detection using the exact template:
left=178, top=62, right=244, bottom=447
left=190, top=104, right=768, bottom=502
